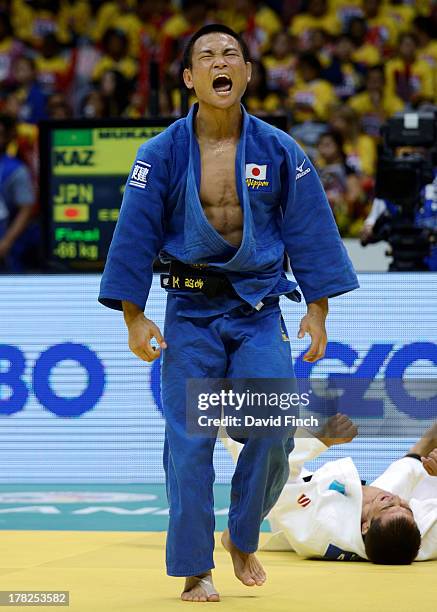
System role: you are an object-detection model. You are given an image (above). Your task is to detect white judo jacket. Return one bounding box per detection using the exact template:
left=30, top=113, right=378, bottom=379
left=220, top=430, right=437, bottom=561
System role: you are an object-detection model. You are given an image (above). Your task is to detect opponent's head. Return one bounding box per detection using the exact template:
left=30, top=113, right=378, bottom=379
left=182, top=24, right=251, bottom=109
left=362, top=491, right=421, bottom=564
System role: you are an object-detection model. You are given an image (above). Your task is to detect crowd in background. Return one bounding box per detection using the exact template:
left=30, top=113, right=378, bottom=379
left=1, top=0, right=437, bottom=271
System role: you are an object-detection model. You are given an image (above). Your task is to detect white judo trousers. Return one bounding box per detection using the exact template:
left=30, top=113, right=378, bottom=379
left=220, top=430, right=437, bottom=561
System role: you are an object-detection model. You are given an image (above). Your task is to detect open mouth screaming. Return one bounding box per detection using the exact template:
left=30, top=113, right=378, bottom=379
left=213, top=74, right=233, bottom=94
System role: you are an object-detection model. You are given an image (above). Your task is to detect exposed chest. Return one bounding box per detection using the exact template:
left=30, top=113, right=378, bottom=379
left=199, top=142, right=239, bottom=209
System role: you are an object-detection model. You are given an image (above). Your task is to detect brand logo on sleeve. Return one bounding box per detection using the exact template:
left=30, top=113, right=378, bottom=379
left=245, top=162, right=271, bottom=191
left=296, top=158, right=311, bottom=181
left=129, top=160, right=151, bottom=189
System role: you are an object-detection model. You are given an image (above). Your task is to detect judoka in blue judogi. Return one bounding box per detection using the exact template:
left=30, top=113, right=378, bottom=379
left=99, top=99, right=359, bottom=578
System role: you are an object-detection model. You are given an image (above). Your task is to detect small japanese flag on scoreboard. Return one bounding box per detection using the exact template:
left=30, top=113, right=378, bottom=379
left=245, top=163, right=267, bottom=180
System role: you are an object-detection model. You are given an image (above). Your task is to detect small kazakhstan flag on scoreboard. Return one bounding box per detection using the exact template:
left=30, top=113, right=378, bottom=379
left=54, top=130, right=93, bottom=147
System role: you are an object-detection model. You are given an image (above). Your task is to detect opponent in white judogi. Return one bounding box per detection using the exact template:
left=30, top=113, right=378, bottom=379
left=221, top=425, right=437, bottom=561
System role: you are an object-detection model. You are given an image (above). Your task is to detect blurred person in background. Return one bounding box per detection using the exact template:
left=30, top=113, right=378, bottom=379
left=92, top=0, right=137, bottom=46
left=34, top=33, right=73, bottom=97
left=329, top=104, right=376, bottom=178
left=347, top=16, right=381, bottom=68
left=323, top=33, right=365, bottom=101
left=98, top=69, right=130, bottom=117
left=328, top=0, right=362, bottom=29
left=360, top=0, right=398, bottom=57
left=413, top=17, right=437, bottom=69
left=1, top=87, right=39, bottom=180
left=80, top=89, right=106, bottom=118
left=243, top=59, right=282, bottom=114
left=381, top=0, right=416, bottom=35
left=108, top=0, right=171, bottom=59
left=216, top=0, right=282, bottom=60
left=160, top=0, right=211, bottom=112
left=92, top=28, right=138, bottom=83
left=12, top=0, right=71, bottom=50
left=0, top=12, right=25, bottom=88
left=262, top=30, right=296, bottom=94
left=315, top=130, right=367, bottom=236
left=288, top=52, right=337, bottom=124
left=289, top=0, right=341, bottom=45
left=385, top=32, right=435, bottom=106
left=0, top=114, right=39, bottom=273
left=348, top=65, right=404, bottom=138
left=47, top=92, right=73, bottom=119
left=11, top=56, right=47, bottom=124
left=304, top=28, right=332, bottom=68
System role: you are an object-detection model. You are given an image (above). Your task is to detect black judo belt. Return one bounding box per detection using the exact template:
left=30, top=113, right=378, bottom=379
left=160, top=261, right=236, bottom=299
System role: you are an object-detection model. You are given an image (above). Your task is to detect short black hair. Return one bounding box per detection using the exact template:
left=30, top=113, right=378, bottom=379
left=364, top=516, right=421, bottom=565
left=183, top=24, right=250, bottom=69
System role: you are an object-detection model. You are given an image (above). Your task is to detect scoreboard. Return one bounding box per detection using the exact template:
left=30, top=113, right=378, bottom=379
left=40, top=119, right=174, bottom=271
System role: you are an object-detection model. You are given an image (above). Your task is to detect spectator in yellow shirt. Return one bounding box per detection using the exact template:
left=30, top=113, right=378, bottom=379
left=116, top=0, right=171, bottom=58
left=288, top=52, right=337, bottom=123
left=34, top=34, right=72, bottom=97
left=12, top=0, right=71, bottom=49
left=382, top=0, right=417, bottom=33
left=243, top=59, right=282, bottom=115
left=361, top=0, right=399, bottom=55
left=92, top=0, right=137, bottom=44
left=92, top=28, right=138, bottom=83
left=348, top=65, right=404, bottom=137
left=413, top=17, right=437, bottom=69
left=289, top=0, right=341, bottom=45
left=347, top=17, right=381, bottom=67
left=329, top=104, right=377, bottom=177
left=262, top=31, right=297, bottom=94
left=385, top=32, right=435, bottom=105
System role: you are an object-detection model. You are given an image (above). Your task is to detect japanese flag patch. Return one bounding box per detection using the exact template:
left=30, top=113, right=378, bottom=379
left=246, top=163, right=267, bottom=180
left=129, top=160, right=151, bottom=189
left=245, top=162, right=271, bottom=191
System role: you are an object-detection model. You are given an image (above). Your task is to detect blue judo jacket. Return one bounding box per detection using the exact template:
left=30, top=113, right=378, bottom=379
left=99, top=104, right=359, bottom=316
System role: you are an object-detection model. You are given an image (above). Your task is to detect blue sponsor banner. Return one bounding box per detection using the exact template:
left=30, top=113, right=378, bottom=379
left=0, top=274, right=436, bottom=483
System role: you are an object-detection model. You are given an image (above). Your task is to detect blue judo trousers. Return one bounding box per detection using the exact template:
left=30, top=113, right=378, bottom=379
left=162, top=295, right=295, bottom=576
left=98, top=103, right=359, bottom=577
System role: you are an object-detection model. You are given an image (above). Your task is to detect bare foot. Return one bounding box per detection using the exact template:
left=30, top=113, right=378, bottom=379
left=221, top=529, right=266, bottom=587
left=181, top=572, right=220, bottom=602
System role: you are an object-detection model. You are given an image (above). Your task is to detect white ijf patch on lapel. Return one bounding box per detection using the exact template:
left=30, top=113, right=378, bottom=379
left=296, top=158, right=311, bottom=181
left=129, top=160, right=151, bottom=189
